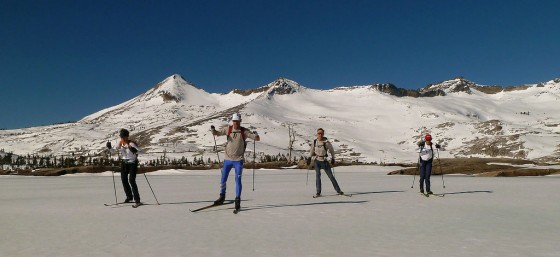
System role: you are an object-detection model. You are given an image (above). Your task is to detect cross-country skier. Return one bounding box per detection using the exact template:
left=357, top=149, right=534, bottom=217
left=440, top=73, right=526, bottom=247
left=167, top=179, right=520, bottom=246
left=211, top=113, right=260, bottom=212
left=307, top=128, right=344, bottom=197
left=417, top=134, right=440, bottom=195
left=107, top=129, right=141, bottom=204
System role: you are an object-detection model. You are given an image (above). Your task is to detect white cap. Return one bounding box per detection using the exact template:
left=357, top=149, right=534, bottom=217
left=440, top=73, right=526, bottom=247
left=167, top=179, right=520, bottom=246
left=232, top=113, right=241, bottom=121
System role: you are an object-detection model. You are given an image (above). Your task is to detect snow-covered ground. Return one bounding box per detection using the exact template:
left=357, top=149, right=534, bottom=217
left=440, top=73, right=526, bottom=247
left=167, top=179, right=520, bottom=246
left=1, top=166, right=559, bottom=257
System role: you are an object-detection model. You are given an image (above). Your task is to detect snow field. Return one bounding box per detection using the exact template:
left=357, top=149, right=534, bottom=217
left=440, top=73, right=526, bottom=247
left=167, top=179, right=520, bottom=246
left=1, top=166, right=559, bottom=257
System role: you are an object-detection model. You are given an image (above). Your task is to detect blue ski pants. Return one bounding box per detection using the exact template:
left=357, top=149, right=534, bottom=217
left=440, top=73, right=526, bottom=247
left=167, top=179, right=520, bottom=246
left=314, top=160, right=341, bottom=195
left=219, top=160, right=244, bottom=198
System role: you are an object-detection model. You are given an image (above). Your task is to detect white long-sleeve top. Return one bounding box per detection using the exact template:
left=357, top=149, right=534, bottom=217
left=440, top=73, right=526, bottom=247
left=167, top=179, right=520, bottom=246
left=110, top=139, right=141, bottom=163
left=419, top=144, right=434, bottom=161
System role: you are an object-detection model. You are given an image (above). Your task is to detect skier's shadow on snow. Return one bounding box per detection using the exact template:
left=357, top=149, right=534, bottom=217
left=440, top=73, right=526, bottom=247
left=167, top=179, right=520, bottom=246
left=233, top=200, right=369, bottom=212
left=140, top=200, right=218, bottom=206
left=107, top=200, right=216, bottom=208
left=440, top=190, right=493, bottom=195
left=350, top=190, right=405, bottom=196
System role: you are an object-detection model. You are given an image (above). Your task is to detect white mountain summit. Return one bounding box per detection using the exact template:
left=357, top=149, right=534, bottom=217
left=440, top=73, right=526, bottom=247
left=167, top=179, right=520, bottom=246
left=1, top=75, right=559, bottom=164
left=139, top=74, right=212, bottom=104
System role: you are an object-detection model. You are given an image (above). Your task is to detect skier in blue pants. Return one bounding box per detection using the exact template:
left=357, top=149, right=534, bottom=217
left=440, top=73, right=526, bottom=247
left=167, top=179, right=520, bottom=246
left=211, top=113, right=260, bottom=212
left=417, top=134, right=440, bottom=195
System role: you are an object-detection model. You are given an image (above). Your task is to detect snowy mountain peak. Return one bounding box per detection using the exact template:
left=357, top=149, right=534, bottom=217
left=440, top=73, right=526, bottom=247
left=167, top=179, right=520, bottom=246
left=372, top=83, right=421, bottom=97
left=420, top=77, right=476, bottom=95
left=264, top=77, right=304, bottom=97
left=140, top=74, right=210, bottom=104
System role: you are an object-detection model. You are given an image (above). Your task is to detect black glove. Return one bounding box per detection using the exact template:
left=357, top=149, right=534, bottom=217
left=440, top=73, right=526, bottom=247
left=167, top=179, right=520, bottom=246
left=417, top=141, right=425, bottom=147
left=130, top=147, right=138, bottom=154
left=435, top=143, right=441, bottom=149
left=106, top=141, right=112, bottom=149
left=210, top=125, right=215, bottom=131
left=331, top=158, right=335, bottom=166
left=306, top=157, right=311, bottom=166
left=253, top=130, right=258, bottom=135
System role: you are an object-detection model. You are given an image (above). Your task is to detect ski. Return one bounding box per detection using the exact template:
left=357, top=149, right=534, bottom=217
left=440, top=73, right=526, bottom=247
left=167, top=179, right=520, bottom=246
left=104, top=201, right=132, bottom=206
left=429, top=193, right=445, bottom=197
left=313, top=193, right=352, bottom=198
left=189, top=201, right=234, bottom=213
left=419, top=192, right=445, bottom=197
left=132, top=202, right=144, bottom=208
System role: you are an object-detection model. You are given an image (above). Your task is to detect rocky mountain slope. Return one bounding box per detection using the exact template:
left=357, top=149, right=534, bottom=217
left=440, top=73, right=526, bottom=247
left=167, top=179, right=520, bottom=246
left=1, top=75, right=559, bottom=164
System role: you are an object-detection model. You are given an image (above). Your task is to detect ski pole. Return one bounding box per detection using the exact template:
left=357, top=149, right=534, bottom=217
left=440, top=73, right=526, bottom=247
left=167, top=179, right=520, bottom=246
left=210, top=125, right=220, bottom=163
left=436, top=148, right=446, bottom=188
left=107, top=141, right=118, bottom=204
left=111, top=170, right=117, bottom=204
left=143, top=173, right=160, bottom=205
left=412, top=147, right=422, bottom=188
left=252, top=140, right=256, bottom=191
left=306, top=167, right=309, bottom=186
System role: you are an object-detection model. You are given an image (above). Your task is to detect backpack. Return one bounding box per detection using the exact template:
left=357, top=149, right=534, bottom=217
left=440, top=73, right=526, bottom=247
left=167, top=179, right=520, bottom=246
left=419, top=143, right=434, bottom=161
left=228, top=126, right=247, bottom=148
left=313, top=138, right=329, bottom=158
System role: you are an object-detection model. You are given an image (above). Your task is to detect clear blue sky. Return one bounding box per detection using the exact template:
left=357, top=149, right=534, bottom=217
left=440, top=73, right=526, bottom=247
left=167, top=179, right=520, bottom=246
left=1, top=0, right=559, bottom=129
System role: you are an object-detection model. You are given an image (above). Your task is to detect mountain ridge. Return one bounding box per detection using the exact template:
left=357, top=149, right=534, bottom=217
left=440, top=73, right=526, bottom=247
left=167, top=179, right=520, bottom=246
left=1, top=74, right=559, bottom=165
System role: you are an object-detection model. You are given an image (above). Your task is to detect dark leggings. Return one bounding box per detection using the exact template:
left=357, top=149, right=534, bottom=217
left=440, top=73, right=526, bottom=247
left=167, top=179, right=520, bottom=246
left=121, top=162, right=140, bottom=203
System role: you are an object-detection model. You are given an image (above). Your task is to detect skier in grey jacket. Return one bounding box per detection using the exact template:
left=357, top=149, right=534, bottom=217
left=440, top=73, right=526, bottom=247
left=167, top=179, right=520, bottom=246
left=308, top=128, right=344, bottom=197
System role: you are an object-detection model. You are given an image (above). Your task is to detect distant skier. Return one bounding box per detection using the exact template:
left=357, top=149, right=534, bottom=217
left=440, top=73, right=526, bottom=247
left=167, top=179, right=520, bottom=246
left=307, top=128, right=344, bottom=197
left=211, top=113, right=260, bottom=212
left=416, top=134, right=440, bottom=195
left=107, top=129, right=141, bottom=205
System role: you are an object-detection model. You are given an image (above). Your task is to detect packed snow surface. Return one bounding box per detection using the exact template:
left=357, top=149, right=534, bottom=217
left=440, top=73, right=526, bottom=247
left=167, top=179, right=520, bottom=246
left=1, top=166, right=559, bottom=257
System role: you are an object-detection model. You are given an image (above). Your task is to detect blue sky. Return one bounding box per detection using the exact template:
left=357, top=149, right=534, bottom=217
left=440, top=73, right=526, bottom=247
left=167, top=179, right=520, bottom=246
left=1, top=0, right=559, bottom=129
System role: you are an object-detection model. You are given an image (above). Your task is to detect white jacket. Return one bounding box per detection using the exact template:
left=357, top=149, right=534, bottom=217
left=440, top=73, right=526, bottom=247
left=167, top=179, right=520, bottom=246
left=111, top=140, right=141, bottom=162
left=419, top=144, right=434, bottom=161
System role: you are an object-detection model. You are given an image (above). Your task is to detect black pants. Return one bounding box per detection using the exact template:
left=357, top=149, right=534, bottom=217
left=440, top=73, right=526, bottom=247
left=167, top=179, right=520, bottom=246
left=121, top=162, right=140, bottom=203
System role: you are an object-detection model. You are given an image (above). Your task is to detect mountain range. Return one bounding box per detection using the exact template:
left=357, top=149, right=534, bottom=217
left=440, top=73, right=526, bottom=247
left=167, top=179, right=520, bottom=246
left=1, top=74, right=559, bottom=164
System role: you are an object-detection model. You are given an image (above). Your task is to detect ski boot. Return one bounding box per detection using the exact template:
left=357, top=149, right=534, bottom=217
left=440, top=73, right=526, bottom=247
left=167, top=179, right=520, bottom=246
left=214, top=194, right=225, bottom=205
left=234, top=197, right=241, bottom=211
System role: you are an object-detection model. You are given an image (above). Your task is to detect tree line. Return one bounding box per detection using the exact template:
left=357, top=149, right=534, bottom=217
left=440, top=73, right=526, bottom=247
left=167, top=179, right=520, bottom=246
left=0, top=150, right=303, bottom=171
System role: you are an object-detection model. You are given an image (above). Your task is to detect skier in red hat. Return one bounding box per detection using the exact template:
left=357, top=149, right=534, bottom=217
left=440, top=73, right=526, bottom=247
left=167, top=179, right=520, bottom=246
left=416, top=134, right=439, bottom=195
